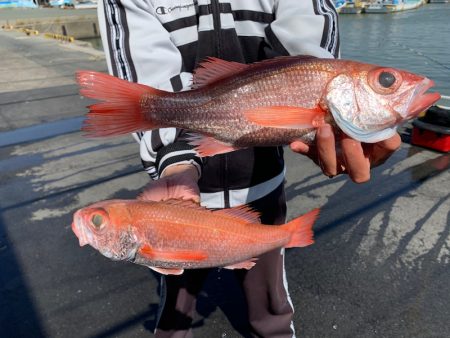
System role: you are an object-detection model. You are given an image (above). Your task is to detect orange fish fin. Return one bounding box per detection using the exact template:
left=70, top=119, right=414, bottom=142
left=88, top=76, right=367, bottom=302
left=150, top=267, right=184, bottom=275
left=192, top=57, right=249, bottom=89
left=214, top=205, right=261, bottom=224
left=223, top=258, right=258, bottom=270
left=244, top=106, right=326, bottom=129
left=139, top=244, right=208, bottom=262
left=187, top=134, right=240, bottom=157
left=162, top=199, right=206, bottom=210
left=284, top=208, right=319, bottom=248
left=77, top=70, right=163, bottom=137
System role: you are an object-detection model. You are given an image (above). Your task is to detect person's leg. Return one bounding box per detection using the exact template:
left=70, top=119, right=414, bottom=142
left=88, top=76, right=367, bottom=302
left=237, top=184, right=296, bottom=338
left=239, top=248, right=295, bottom=338
left=155, top=269, right=210, bottom=338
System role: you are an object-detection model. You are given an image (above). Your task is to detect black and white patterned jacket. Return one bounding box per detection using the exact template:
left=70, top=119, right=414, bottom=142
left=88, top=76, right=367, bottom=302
left=98, top=0, right=339, bottom=208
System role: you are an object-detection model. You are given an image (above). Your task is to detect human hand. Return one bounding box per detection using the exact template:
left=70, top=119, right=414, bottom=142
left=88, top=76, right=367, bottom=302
left=289, top=124, right=401, bottom=183
left=138, top=164, right=201, bottom=202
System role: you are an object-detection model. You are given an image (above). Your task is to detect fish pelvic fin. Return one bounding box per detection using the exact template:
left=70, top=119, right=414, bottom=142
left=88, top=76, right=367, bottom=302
left=139, top=244, right=208, bottom=262
left=284, top=208, right=319, bottom=248
left=77, top=71, right=162, bottom=137
left=244, top=106, right=326, bottom=129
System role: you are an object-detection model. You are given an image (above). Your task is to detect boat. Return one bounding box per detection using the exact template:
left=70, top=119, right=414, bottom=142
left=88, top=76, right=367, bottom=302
left=364, top=0, right=424, bottom=13
left=0, top=0, right=38, bottom=8
left=49, top=0, right=96, bottom=8
left=340, top=0, right=366, bottom=14
left=334, top=0, right=348, bottom=12
left=49, top=0, right=72, bottom=6
left=73, top=0, right=96, bottom=9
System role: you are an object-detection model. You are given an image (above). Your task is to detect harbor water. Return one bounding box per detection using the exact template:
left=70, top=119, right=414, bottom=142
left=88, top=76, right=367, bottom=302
left=84, top=4, right=450, bottom=96
left=340, top=4, right=450, bottom=96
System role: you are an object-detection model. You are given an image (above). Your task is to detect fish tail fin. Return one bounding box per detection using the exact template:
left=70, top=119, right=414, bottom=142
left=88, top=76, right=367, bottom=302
left=76, top=70, right=163, bottom=137
left=284, top=208, right=319, bottom=248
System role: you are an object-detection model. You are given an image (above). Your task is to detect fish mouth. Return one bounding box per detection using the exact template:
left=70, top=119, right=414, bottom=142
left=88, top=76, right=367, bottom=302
left=71, top=218, right=88, bottom=247
left=407, top=79, right=441, bottom=119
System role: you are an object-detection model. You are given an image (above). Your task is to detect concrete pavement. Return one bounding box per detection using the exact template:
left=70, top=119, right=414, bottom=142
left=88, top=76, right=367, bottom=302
left=0, top=27, right=449, bottom=338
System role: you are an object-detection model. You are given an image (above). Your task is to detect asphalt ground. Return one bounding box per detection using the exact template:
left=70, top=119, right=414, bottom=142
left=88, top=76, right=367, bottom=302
left=0, top=28, right=449, bottom=338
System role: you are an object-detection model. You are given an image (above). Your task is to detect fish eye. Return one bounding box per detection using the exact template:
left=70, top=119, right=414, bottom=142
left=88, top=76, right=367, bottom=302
left=379, top=71, right=396, bottom=88
left=368, top=68, right=402, bottom=94
left=91, top=213, right=104, bottom=228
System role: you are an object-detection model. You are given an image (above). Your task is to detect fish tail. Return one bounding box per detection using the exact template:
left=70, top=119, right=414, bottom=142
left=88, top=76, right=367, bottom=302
left=284, top=208, right=319, bottom=248
left=76, top=71, right=163, bottom=137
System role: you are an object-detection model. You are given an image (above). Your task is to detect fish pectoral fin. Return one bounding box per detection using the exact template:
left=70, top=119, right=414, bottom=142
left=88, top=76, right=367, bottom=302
left=244, top=106, right=326, bottom=129
left=139, top=244, right=208, bottom=262
left=149, top=266, right=184, bottom=275
left=187, top=134, right=240, bottom=157
left=223, top=258, right=258, bottom=270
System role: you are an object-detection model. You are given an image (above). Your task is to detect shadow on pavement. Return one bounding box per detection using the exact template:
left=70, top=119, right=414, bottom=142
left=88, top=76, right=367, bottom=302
left=0, top=212, right=46, bottom=337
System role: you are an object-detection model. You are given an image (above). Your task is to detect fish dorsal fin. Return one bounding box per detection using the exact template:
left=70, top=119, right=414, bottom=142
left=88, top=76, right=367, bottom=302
left=192, top=55, right=317, bottom=89
left=162, top=199, right=205, bottom=210
left=192, top=57, right=249, bottom=89
left=213, top=205, right=261, bottom=224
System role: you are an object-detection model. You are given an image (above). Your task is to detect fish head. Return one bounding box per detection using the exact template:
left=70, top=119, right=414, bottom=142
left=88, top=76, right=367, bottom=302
left=325, top=63, right=440, bottom=143
left=71, top=200, right=138, bottom=261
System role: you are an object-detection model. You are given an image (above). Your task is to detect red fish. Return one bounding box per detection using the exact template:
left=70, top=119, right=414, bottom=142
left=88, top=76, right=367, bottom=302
left=71, top=198, right=318, bottom=275
left=77, top=56, right=440, bottom=156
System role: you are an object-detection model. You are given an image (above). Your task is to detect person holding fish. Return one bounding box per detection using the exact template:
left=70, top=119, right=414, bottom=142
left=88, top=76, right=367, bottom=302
left=86, top=0, right=431, bottom=337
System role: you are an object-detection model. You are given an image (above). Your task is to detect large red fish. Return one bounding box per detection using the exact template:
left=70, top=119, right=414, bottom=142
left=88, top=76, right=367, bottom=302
left=71, top=198, right=318, bottom=275
left=77, top=56, right=440, bottom=156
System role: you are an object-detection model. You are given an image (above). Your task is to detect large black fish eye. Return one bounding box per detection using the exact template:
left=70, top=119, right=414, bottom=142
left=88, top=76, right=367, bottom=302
left=91, top=214, right=104, bottom=228
left=379, top=71, right=396, bottom=88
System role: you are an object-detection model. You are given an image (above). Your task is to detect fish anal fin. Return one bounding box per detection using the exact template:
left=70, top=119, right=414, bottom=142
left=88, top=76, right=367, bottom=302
left=150, top=266, right=184, bottom=275
left=224, top=258, right=258, bottom=270
left=192, top=57, right=249, bottom=89
left=139, top=244, right=208, bottom=262
left=244, top=106, right=326, bottom=129
left=187, top=134, right=240, bottom=157
left=214, top=205, right=261, bottom=224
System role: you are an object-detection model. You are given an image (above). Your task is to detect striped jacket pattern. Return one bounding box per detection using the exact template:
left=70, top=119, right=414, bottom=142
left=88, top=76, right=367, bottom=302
left=98, top=0, right=339, bottom=209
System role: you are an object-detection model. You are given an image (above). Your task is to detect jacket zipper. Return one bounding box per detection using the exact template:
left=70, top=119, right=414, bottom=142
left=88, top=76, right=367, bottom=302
left=211, top=0, right=229, bottom=208
left=211, top=0, right=222, bottom=59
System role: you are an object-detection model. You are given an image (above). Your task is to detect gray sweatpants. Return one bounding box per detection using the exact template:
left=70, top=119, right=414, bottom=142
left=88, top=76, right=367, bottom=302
left=154, top=184, right=295, bottom=338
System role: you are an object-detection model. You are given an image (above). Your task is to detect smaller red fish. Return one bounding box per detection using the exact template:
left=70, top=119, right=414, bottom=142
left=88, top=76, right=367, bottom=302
left=71, top=198, right=318, bottom=275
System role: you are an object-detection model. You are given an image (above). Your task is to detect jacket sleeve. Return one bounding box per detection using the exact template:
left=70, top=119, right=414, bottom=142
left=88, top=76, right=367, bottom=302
left=97, top=0, right=202, bottom=180
left=266, top=0, right=340, bottom=59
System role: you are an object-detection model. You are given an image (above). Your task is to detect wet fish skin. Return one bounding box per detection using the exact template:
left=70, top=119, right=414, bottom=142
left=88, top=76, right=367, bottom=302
left=77, top=56, right=440, bottom=156
left=71, top=199, right=318, bottom=275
